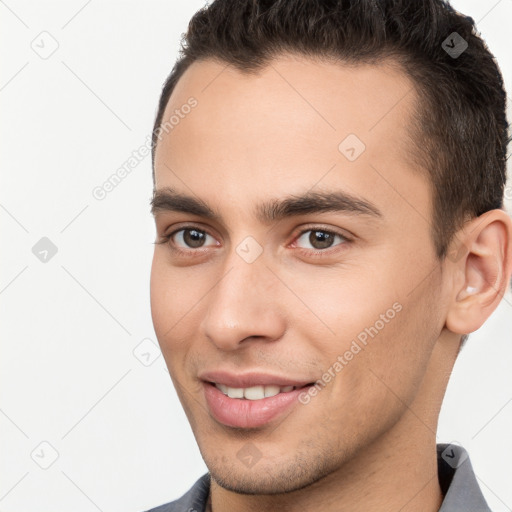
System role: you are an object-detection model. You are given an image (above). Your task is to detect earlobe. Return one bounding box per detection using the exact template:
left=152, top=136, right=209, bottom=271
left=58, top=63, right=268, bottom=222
left=445, top=209, right=512, bottom=335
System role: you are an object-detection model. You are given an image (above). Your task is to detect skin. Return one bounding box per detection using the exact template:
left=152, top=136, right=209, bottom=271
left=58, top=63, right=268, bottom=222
left=150, top=54, right=512, bottom=512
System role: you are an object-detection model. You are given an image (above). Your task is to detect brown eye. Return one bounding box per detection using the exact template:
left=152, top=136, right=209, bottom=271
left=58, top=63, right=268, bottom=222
left=173, top=228, right=213, bottom=249
left=310, top=230, right=335, bottom=249
left=295, top=229, right=348, bottom=251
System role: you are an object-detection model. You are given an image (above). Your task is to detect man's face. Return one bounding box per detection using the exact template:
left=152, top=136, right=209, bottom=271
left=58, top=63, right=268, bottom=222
left=150, top=55, right=449, bottom=493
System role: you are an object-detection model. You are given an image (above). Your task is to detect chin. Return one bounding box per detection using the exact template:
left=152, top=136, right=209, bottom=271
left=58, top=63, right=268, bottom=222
left=206, top=454, right=336, bottom=496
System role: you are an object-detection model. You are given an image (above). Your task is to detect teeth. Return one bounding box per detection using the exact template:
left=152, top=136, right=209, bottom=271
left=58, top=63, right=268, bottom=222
left=214, top=383, right=296, bottom=400
left=217, top=383, right=229, bottom=394
left=227, top=387, right=244, bottom=399
left=264, top=385, right=280, bottom=398
left=244, top=386, right=265, bottom=400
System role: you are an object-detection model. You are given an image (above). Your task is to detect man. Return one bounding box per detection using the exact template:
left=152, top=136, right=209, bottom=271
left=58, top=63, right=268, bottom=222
left=145, top=0, right=511, bottom=510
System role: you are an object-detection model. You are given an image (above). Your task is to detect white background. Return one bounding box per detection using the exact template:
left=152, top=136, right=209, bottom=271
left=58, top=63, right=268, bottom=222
left=1, top=1, right=511, bottom=511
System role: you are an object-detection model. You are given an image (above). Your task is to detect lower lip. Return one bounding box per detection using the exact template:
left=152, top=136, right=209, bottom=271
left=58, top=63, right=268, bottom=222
left=203, top=382, right=312, bottom=428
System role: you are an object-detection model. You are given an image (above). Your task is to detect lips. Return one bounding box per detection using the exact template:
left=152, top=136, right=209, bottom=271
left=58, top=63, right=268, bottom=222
left=199, top=370, right=316, bottom=428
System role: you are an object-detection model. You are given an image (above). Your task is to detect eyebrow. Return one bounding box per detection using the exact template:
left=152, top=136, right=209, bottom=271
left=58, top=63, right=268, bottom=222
left=150, top=187, right=383, bottom=224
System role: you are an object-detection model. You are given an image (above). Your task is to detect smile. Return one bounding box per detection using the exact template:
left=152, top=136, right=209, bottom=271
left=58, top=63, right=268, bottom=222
left=202, top=380, right=315, bottom=428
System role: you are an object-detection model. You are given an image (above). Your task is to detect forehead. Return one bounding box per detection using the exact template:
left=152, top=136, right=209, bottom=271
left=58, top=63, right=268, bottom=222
left=153, top=54, right=430, bottom=227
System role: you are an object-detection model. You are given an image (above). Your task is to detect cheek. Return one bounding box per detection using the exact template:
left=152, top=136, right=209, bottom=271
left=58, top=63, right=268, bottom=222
left=295, top=263, right=439, bottom=402
left=149, top=253, right=215, bottom=370
left=149, top=258, right=172, bottom=339
left=284, top=266, right=399, bottom=349
left=333, top=285, right=441, bottom=417
left=149, top=255, right=190, bottom=354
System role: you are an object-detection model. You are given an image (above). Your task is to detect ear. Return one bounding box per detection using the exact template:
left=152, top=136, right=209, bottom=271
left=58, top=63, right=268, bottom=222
left=445, top=209, right=512, bottom=335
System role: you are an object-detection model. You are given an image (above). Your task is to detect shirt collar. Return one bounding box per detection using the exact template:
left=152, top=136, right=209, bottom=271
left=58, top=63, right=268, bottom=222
left=437, top=443, right=491, bottom=511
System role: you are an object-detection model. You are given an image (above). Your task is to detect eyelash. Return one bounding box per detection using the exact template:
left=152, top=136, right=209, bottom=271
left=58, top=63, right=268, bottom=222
left=155, top=224, right=352, bottom=259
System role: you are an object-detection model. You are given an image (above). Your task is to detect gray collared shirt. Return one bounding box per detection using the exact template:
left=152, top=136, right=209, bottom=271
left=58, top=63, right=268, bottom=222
left=144, top=444, right=491, bottom=511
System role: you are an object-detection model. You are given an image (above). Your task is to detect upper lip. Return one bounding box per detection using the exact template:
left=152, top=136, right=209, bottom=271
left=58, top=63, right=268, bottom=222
left=199, top=370, right=314, bottom=388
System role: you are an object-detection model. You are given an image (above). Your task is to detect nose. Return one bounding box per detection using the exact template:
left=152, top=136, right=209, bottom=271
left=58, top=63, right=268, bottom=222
left=199, top=251, right=287, bottom=351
